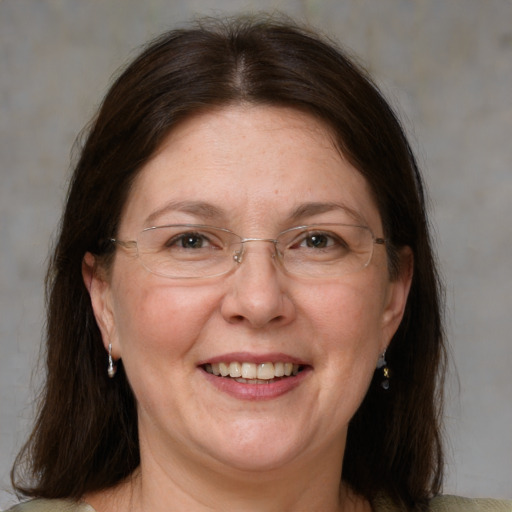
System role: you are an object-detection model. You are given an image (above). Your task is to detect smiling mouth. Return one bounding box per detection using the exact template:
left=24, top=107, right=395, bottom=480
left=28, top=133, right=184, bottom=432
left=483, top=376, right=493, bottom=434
left=202, top=361, right=305, bottom=384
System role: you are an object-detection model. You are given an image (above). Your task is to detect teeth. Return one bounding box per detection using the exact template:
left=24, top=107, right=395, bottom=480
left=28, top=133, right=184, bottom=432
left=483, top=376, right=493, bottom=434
left=257, top=362, right=274, bottom=380
left=229, top=362, right=241, bottom=378
left=241, top=362, right=257, bottom=379
left=274, top=362, right=285, bottom=377
left=234, top=378, right=273, bottom=384
left=205, top=361, right=302, bottom=381
left=219, top=362, right=230, bottom=377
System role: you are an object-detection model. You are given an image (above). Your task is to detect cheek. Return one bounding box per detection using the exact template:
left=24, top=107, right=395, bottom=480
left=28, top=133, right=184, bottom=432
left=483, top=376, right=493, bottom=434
left=305, top=278, right=387, bottom=339
left=289, top=279, right=388, bottom=438
left=111, top=278, right=220, bottom=363
left=300, top=277, right=389, bottom=374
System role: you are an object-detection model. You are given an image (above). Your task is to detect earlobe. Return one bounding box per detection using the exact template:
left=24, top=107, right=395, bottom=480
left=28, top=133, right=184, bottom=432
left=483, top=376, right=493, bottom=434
left=381, top=247, right=414, bottom=345
left=82, top=252, right=117, bottom=354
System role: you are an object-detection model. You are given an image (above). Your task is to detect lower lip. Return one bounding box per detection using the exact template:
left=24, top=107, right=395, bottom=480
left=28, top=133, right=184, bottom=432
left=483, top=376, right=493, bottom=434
left=200, top=367, right=311, bottom=401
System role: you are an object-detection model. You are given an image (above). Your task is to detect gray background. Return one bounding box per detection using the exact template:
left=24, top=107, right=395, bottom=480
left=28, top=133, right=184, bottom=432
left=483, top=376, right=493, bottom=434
left=1, top=0, right=511, bottom=508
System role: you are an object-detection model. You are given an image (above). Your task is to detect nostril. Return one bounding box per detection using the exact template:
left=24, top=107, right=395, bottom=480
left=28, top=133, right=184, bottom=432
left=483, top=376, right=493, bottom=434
left=231, top=314, right=245, bottom=324
left=269, top=315, right=285, bottom=325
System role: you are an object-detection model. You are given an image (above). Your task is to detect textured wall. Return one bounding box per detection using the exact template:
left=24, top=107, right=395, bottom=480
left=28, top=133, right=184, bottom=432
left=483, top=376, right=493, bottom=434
left=1, top=0, right=511, bottom=508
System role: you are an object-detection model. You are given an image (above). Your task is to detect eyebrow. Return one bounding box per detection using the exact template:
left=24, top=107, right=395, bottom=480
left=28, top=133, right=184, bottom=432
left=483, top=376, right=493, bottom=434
left=145, top=200, right=365, bottom=226
left=145, top=200, right=226, bottom=225
left=288, top=202, right=366, bottom=224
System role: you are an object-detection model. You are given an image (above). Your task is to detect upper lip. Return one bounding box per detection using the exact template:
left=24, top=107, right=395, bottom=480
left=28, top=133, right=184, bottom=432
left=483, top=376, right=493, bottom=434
left=197, top=352, right=309, bottom=366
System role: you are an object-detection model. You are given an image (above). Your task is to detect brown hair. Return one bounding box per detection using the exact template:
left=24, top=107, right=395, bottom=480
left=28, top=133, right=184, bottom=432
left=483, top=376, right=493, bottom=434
left=12, top=15, right=446, bottom=510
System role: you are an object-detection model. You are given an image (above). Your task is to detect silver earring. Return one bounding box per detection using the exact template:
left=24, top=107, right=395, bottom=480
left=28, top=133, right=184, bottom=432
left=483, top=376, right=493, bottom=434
left=107, top=343, right=117, bottom=378
left=376, top=351, right=390, bottom=390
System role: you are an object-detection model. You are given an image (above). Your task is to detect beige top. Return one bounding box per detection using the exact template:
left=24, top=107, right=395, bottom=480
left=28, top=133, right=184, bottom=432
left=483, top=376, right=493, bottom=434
left=6, top=495, right=512, bottom=511
left=375, top=495, right=512, bottom=511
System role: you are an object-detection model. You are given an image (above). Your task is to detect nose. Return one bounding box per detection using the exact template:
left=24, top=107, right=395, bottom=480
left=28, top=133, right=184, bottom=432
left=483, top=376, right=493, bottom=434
left=220, top=241, right=295, bottom=329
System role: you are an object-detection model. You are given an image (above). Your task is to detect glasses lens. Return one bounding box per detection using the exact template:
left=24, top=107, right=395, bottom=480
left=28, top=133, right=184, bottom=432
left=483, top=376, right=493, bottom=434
left=134, top=224, right=377, bottom=279
left=277, top=224, right=375, bottom=277
left=137, top=225, right=239, bottom=278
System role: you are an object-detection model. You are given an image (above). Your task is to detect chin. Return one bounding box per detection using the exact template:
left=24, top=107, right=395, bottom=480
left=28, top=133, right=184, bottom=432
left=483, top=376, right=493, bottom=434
left=199, top=418, right=311, bottom=473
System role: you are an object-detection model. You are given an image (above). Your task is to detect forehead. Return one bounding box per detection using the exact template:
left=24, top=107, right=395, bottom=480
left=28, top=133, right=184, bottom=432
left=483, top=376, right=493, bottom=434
left=120, top=105, right=382, bottom=233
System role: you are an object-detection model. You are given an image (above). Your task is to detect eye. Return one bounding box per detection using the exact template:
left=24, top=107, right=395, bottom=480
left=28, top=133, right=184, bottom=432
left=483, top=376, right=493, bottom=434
left=166, top=231, right=218, bottom=250
left=302, top=233, right=333, bottom=249
left=296, top=231, right=347, bottom=250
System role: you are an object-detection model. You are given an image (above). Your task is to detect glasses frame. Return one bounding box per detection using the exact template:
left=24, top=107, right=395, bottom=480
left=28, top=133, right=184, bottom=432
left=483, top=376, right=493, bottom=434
left=110, top=223, right=386, bottom=280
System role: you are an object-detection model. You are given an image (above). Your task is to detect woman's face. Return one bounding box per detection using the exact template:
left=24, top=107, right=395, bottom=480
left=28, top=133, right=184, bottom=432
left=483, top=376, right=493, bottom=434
left=86, top=105, right=411, bottom=476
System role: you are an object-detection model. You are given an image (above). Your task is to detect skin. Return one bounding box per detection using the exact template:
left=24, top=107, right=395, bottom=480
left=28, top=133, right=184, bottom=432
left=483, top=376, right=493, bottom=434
left=83, top=105, right=412, bottom=512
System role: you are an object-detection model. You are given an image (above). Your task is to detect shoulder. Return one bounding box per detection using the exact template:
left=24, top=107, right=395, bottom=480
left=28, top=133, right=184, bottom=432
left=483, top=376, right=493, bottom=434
left=428, top=495, right=512, bottom=511
left=373, top=494, right=512, bottom=512
left=5, top=499, right=96, bottom=512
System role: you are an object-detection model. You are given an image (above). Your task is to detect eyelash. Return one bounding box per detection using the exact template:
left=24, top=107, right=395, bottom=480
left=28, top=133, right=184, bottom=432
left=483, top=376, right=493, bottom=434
left=166, top=232, right=214, bottom=249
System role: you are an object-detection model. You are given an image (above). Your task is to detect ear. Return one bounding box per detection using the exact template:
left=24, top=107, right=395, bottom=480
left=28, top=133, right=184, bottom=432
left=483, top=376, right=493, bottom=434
left=380, top=246, right=414, bottom=350
left=82, top=252, right=118, bottom=356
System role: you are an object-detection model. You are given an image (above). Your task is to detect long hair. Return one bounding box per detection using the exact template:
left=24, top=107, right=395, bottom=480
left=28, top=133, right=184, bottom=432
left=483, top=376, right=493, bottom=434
left=12, top=16, right=446, bottom=510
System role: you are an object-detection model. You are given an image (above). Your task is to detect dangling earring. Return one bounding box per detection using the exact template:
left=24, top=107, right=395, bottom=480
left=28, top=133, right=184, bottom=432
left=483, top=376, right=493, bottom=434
left=107, top=343, right=117, bottom=378
left=377, top=351, right=390, bottom=390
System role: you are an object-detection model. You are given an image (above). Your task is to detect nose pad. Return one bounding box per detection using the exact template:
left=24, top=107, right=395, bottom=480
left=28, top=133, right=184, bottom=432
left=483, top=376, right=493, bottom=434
left=232, top=239, right=278, bottom=267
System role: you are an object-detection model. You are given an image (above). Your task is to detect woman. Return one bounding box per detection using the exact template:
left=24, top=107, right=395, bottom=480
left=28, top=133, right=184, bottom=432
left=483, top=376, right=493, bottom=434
left=9, top=16, right=511, bottom=512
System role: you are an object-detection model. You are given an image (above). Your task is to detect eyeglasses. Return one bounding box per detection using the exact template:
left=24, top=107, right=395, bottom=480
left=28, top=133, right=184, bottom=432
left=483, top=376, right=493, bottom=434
left=110, top=223, right=386, bottom=279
